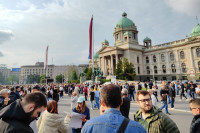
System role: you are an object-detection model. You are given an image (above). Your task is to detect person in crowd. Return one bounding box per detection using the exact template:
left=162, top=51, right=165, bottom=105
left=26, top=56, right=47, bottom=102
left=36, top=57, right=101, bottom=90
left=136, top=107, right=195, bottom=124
left=71, top=92, right=78, bottom=110
left=144, top=81, right=148, bottom=91
left=15, top=86, right=21, bottom=99
left=148, top=89, right=157, bottom=107
left=160, top=85, right=170, bottom=115
left=59, top=85, right=64, bottom=98
left=195, top=83, right=200, bottom=96
left=165, top=81, right=171, bottom=104
left=169, top=82, right=176, bottom=109
left=0, top=89, right=10, bottom=110
left=0, top=92, right=47, bottom=133
left=185, top=82, right=192, bottom=100
left=32, top=85, right=41, bottom=93
left=134, top=90, right=180, bottom=133
left=74, top=86, right=80, bottom=97
left=128, top=82, right=135, bottom=101
left=189, top=81, right=197, bottom=99
left=53, top=86, right=59, bottom=102
left=71, top=96, right=90, bottom=133
left=94, top=87, right=100, bottom=110
left=189, top=98, right=200, bottom=133
left=47, top=87, right=53, bottom=101
left=9, top=87, right=18, bottom=103
left=89, top=87, right=95, bottom=110
left=149, top=81, right=153, bottom=89
left=82, top=84, right=146, bottom=133
left=138, top=82, right=142, bottom=91
left=174, top=81, right=179, bottom=95
left=179, top=81, right=187, bottom=101
left=120, top=88, right=130, bottom=118
left=83, top=85, right=88, bottom=101
left=37, top=100, right=69, bottom=133
left=152, top=86, right=158, bottom=102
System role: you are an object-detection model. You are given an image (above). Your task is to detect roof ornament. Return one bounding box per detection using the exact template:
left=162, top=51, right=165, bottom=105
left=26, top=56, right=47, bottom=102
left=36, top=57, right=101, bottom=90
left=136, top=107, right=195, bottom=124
left=122, top=12, right=127, bottom=18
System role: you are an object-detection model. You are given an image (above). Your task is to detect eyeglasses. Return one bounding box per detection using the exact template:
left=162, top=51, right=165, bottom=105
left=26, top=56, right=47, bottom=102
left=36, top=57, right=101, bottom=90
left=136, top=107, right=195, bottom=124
left=138, top=98, right=152, bottom=103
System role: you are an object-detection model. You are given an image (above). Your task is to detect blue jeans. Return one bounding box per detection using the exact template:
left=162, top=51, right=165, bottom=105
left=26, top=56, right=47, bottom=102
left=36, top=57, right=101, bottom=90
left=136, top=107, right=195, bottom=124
left=171, top=97, right=174, bottom=108
left=47, top=98, right=52, bottom=101
left=91, top=100, right=94, bottom=109
left=160, top=101, right=169, bottom=113
left=176, top=88, right=179, bottom=95
left=191, top=91, right=197, bottom=99
left=168, top=95, right=171, bottom=104
left=95, top=97, right=100, bottom=109
left=187, top=89, right=191, bottom=98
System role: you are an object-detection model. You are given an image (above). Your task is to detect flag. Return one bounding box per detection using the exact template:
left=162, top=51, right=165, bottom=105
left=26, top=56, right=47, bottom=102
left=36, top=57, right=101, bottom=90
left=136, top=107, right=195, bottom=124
left=44, top=45, right=49, bottom=70
left=88, top=16, right=93, bottom=59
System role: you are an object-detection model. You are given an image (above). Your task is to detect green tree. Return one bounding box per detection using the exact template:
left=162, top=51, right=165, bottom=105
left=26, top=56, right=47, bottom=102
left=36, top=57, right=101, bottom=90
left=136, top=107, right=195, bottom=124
left=115, top=58, right=136, bottom=80
left=27, top=74, right=41, bottom=84
left=6, top=75, right=19, bottom=85
left=40, top=74, right=46, bottom=83
left=84, top=67, right=89, bottom=73
left=0, top=72, right=5, bottom=84
left=71, top=70, right=77, bottom=80
left=55, top=74, right=64, bottom=83
left=86, top=68, right=92, bottom=80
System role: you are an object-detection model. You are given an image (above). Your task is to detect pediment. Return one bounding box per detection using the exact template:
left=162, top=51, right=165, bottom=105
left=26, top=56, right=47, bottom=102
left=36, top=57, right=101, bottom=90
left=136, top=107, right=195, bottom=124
left=98, top=46, right=116, bottom=53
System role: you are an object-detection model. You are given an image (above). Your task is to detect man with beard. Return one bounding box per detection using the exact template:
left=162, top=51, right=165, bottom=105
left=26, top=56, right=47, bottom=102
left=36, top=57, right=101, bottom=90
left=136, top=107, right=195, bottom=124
left=0, top=92, right=47, bottom=133
left=134, top=90, right=180, bottom=133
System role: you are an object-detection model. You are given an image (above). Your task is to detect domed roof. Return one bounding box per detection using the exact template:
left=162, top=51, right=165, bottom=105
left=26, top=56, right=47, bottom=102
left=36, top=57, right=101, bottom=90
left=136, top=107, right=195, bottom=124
left=123, top=31, right=131, bottom=36
left=143, top=37, right=151, bottom=41
left=190, top=24, right=200, bottom=37
left=116, top=12, right=135, bottom=28
left=102, top=39, right=109, bottom=44
left=94, top=53, right=99, bottom=59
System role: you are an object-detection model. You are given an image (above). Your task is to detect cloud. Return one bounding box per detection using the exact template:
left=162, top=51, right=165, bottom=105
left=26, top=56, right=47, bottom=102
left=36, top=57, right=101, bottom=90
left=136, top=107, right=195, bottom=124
left=0, top=51, right=3, bottom=57
left=0, top=30, right=14, bottom=44
left=165, top=0, right=200, bottom=16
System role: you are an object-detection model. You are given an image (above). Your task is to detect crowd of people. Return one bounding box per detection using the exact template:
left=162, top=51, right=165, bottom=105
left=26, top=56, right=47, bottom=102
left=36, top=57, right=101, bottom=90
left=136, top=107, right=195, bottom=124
left=0, top=80, right=200, bottom=133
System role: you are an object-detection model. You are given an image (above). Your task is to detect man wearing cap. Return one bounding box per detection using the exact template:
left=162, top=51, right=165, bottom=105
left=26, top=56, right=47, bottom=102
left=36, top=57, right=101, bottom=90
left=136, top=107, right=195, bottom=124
left=82, top=84, right=146, bottom=133
left=120, top=88, right=130, bottom=118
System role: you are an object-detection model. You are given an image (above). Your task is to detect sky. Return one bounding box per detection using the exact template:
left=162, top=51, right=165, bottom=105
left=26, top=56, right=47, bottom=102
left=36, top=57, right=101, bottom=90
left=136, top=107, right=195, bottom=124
left=0, top=0, right=199, bottom=68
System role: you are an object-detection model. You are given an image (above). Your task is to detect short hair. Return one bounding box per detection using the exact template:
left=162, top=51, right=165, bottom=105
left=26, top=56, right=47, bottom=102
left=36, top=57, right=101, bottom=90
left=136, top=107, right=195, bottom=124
left=101, top=84, right=121, bottom=108
left=189, top=98, right=200, bottom=106
left=46, top=100, right=58, bottom=114
left=23, top=92, right=47, bottom=109
left=10, top=87, right=15, bottom=92
left=33, top=85, right=41, bottom=91
left=0, top=89, right=9, bottom=95
left=121, top=88, right=128, bottom=95
left=136, top=90, right=151, bottom=101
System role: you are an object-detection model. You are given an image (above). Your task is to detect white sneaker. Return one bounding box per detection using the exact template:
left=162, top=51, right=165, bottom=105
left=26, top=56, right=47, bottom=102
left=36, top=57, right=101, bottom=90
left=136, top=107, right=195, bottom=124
left=179, top=99, right=182, bottom=101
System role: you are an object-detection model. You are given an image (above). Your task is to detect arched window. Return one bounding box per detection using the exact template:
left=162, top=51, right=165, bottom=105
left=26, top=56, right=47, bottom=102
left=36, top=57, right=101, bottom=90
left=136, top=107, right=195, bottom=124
left=180, top=51, right=185, bottom=59
left=181, top=63, right=186, bottom=73
left=146, top=56, right=149, bottom=63
left=171, top=64, right=176, bottom=73
left=196, top=48, right=200, bottom=57
left=161, top=54, right=165, bottom=62
left=170, top=52, right=174, bottom=61
left=154, top=66, right=158, bottom=74
left=146, top=66, right=150, bottom=74
left=137, top=56, right=139, bottom=63
left=153, top=55, right=157, bottom=62
left=138, top=67, right=140, bottom=74
left=162, top=65, right=166, bottom=73
left=198, top=61, right=200, bottom=71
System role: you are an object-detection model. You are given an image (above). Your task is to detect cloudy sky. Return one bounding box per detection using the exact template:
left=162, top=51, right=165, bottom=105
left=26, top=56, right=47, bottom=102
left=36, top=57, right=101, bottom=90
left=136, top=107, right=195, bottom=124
left=0, top=0, right=199, bottom=68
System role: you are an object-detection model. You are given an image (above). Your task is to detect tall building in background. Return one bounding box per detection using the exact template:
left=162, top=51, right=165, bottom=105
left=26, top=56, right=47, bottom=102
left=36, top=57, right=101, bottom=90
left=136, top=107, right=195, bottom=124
left=0, top=64, right=10, bottom=80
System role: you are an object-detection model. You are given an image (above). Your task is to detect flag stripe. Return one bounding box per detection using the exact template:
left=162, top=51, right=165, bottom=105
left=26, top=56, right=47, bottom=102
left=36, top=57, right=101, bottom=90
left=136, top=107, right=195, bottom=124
left=88, top=17, right=93, bottom=59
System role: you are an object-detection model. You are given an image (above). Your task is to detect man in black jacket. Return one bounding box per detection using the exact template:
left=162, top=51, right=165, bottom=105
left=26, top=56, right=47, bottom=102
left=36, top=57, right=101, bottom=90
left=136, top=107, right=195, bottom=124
left=120, top=88, right=130, bottom=118
left=169, top=82, right=176, bottom=109
left=190, top=98, right=200, bottom=133
left=0, top=92, right=47, bottom=133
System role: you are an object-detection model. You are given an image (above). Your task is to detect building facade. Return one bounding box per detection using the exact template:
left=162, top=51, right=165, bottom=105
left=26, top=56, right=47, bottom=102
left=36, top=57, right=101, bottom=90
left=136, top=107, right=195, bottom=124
left=90, top=12, right=200, bottom=81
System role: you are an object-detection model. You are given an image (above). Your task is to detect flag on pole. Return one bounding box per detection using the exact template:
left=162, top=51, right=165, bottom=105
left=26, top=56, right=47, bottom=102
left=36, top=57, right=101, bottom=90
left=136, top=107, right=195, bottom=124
left=44, top=45, right=49, bottom=70
left=88, top=16, right=93, bottom=59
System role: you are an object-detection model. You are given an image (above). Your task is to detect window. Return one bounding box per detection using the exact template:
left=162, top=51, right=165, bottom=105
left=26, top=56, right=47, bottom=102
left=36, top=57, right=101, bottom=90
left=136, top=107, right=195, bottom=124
left=137, top=56, right=139, bottom=63
left=153, top=55, right=157, bottom=62
left=196, top=48, right=200, bottom=57
left=146, top=66, right=150, bottom=74
left=154, top=66, right=157, bottom=74
left=162, top=65, right=166, bottom=73
left=116, top=34, right=120, bottom=40
left=181, top=63, right=186, bottom=73
left=133, top=33, right=136, bottom=39
left=171, top=64, right=176, bottom=73
left=198, top=61, right=200, bottom=71
left=138, top=67, right=140, bottom=74
left=180, top=51, right=185, bottom=59
left=125, top=37, right=127, bottom=41
left=161, top=54, right=165, bottom=62
left=146, top=56, right=149, bottom=63
left=170, top=52, right=174, bottom=61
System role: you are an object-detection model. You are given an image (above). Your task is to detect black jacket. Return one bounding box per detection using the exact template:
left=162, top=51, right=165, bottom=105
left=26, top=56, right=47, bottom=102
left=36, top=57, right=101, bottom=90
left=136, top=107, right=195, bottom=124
left=120, top=97, right=130, bottom=118
left=0, top=99, right=34, bottom=133
left=190, top=114, right=200, bottom=133
left=169, top=86, right=176, bottom=98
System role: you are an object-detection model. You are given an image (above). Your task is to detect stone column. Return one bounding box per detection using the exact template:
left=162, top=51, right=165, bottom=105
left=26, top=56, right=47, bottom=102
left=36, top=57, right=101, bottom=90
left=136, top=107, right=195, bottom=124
left=157, top=53, right=161, bottom=74
left=111, top=55, right=113, bottom=74
left=103, top=56, right=106, bottom=76
left=175, top=50, right=180, bottom=73
left=165, top=52, right=170, bottom=74
left=99, top=57, right=101, bottom=69
left=189, top=47, right=194, bottom=68
left=116, top=54, right=118, bottom=69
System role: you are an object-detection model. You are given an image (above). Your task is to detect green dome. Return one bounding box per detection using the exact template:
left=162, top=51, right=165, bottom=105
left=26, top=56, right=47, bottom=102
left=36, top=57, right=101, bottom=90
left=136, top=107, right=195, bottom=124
left=116, top=12, right=135, bottom=28
left=143, top=37, right=151, bottom=41
left=102, top=39, right=109, bottom=44
left=190, top=24, right=200, bottom=37
left=94, top=53, right=99, bottom=59
left=124, top=31, right=131, bottom=36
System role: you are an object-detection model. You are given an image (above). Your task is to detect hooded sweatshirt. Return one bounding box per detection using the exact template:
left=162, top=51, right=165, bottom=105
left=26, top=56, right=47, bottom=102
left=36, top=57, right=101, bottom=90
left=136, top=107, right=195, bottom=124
left=0, top=99, right=34, bottom=133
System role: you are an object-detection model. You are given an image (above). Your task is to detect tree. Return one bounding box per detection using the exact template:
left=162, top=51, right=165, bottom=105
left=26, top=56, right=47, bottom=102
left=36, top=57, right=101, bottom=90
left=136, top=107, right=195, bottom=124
left=27, top=74, right=41, bottom=84
left=40, top=74, right=46, bottom=83
left=71, top=70, right=77, bottom=80
left=0, top=72, right=5, bottom=84
left=84, top=67, right=89, bottom=73
left=86, top=68, right=92, bottom=80
left=55, top=74, right=64, bottom=83
left=6, top=75, right=19, bottom=85
left=115, top=58, right=136, bottom=80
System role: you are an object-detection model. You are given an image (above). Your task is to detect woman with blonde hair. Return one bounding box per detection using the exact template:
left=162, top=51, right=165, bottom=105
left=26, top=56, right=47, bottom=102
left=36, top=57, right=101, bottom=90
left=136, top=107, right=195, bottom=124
left=37, top=100, right=69, bottom=133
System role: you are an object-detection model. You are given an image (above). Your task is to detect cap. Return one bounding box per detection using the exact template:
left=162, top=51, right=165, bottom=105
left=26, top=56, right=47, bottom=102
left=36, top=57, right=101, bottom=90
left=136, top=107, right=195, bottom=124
left=77, top=96, right=85, bottom=103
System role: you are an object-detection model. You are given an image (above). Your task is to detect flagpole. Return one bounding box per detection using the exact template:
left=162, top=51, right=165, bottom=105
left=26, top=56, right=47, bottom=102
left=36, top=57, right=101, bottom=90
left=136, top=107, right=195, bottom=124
left=92, top=15, right=95, bottom=84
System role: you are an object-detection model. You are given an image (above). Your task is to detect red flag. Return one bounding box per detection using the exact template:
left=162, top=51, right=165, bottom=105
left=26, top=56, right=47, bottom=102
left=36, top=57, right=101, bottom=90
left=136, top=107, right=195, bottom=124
left=88, top=17, right=93, bottom=59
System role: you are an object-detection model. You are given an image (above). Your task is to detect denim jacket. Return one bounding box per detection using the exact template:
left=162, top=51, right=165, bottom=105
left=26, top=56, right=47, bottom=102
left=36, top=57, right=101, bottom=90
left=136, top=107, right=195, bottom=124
left=81, top=108, right=147, bottom=133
